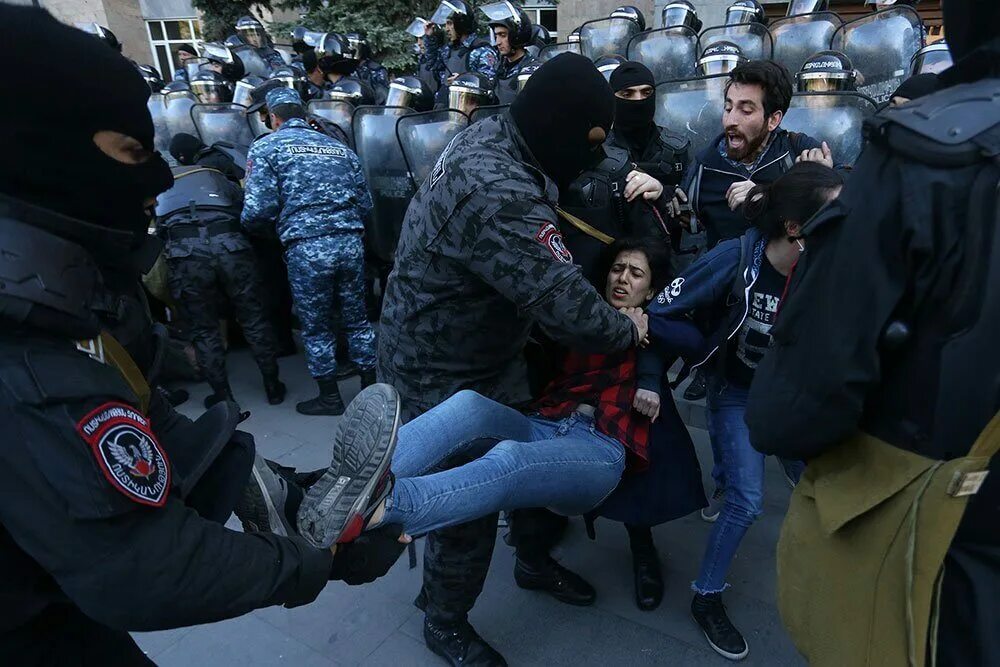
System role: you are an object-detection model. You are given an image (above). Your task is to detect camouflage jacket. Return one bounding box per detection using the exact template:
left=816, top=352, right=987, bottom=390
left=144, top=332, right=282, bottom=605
left=497, top=51, right=535, bottom=80
left=378, top=113, right=637, bottom=416
left=241, top=118, right=372, bottom=245
left=438, top=34, right=499, bottom=84
left=355, top=59, right=390, bottom=91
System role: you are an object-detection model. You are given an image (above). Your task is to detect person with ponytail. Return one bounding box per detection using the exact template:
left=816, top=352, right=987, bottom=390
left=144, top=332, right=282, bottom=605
left=645, top=161, right=843, bottom=661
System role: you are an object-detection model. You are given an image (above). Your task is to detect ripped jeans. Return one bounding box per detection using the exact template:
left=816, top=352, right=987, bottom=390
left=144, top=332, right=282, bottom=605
left=380, top=390, right=626, bottom=537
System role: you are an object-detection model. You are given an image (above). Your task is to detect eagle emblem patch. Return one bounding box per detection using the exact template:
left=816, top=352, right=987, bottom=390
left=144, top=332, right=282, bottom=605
left=76, top=403, right=170, bottom=507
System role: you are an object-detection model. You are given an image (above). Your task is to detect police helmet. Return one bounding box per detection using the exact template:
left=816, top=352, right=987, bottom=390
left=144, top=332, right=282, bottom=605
left=270, top=65, right=310, bottom=98
left=698, top=41, right=748, bottom=76
left=406, top=18, right=429, bottom=37
left=234, top=74, right=266, bottom=107
left=236, top=15, right=270, bottom=49
left=200, top=42, right=247, bottom=81
left=431, top=0, right=477, bottom=35
left=568, top=27, right=581, bottom=44
left=661, top=1, right=703, bottom=32
left=448, top=72, right=496, bottom=114
left=386, top=75, right=434, bottom=111
left=594, top=55, right=627, bottom=81
left=77, top=23, right=121, bottom=51
left=725, top=0, right=768, bottom=26
left=610, top=5, right=646, bottom=31
left=190, top=70, right=234, bottom=104
left=328, top=78, right=376, bottom=106
left=136, top=64, right=164, bottom=92
left=795, top=50, right=857, bottom=92
left=345, top=31, right=372, bottom=60
left=313, top=32, right=351, bottom=59
left=909, top=41, right=952, bottom=75
left=481, top=2, right=533, bottom=49
left=162, top=80, right=191, bottom=95
left=516, top=61, right=542, bottom=92
left=531, top=24, right=554, bottom=47
left=785, top=0, right=829, bottom=16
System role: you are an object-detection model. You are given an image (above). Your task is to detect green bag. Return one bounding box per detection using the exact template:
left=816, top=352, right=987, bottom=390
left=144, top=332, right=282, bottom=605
left=777, top=412, right=999, bottom=667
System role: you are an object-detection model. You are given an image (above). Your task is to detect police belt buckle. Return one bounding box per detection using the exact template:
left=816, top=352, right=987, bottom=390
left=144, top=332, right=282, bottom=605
left=947, top=470, right=989, bottom=497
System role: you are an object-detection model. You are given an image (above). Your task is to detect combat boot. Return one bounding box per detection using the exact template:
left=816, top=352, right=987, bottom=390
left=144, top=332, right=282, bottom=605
left=204, top=380, right=236, bottom=408
left=359, top=367, right=377, bottom=388
left=263, top=374, right=287, bottom=405
left=296, top=376, right=345, bottom=416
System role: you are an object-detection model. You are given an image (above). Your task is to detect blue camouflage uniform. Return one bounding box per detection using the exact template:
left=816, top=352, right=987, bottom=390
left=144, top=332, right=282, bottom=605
left=259, top=47, right=287, bottom=72
left=172, top=67, right=187, bottom=82
left=355, top=59, right=389, bottom=90
left=437, top=34, right=498, bottom=84
left=241, top=87, right=376, bottom=380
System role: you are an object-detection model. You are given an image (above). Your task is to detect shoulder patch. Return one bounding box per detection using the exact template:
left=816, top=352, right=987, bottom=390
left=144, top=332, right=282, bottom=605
left=535, top=222, right=573, bottom=264
left=76, top=402, right=170, bottom=507
left=658, top=277, right=685, bottom=304
left=287, top=144, right=348, bottom=158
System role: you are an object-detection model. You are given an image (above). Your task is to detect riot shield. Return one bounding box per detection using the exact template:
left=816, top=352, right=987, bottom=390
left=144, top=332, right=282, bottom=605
left=770, top=12, right=843, bottom=75
left=831, top=6, right=923, bottom=105
left=164, top=91, right=198, bottom=151
left=626, top=28, right=699, bottom=83
left=654, top=74, right=727, bottom=158
left=469, top=104, right=509, bottom=124
left=781, top=92, right=876, bottom=166
left=537, top=41, right=581, bottom=62
left=148, top=93, right=172, bottom=159
left=578, top=17, right=641, bottom=61
left=307, top=99, right=355, bottom=144
left=396, top=110, right=469, bottom=189
left=190, top=103, right=256, bottom=149
left=232, top=44, right=271, bottom=77
left=352, top=106, right=415, bottom=263
left=699, top=23, right=774, bottom=61
left=495, top=76, right=519, bottom=104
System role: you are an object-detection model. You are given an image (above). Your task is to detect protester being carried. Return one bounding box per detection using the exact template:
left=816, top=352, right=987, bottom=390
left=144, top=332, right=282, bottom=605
left=299, top=237, right=668, bottom=545
left=645, top=162, right=843, bottom=661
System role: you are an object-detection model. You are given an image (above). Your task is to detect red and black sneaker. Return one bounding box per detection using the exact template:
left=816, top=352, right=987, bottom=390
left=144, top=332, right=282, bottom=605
left=296, top=383, right=401, bottom=548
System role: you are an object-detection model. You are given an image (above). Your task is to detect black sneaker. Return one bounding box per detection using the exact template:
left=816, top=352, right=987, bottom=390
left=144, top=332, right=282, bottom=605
left=691, top=592, right=749, bottom=661
left=423, top=617, right=507, bottom=667
left=296, top=383, right=401, bottom=547
left=234, top=455, right=300, bottom=537
left=683, top=371, right=707, bottom=401
left=513, top=556, right=596, bottom=606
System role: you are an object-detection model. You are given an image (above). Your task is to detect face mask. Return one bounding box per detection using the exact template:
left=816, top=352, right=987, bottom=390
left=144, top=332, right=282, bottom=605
left=614, top=96, right=655, bottom=136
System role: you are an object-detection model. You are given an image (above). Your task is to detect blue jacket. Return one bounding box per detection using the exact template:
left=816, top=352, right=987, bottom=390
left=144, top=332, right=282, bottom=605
left=682, top=128, right=822, bottom=247
left=241, top=117, right=372, bottom=245
left=647, top=227, right=768, bottom=375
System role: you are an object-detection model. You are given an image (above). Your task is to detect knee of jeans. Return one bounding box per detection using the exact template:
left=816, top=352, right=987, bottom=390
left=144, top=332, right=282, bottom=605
left=451, top=389, right=493, bottom=414
left=724, top=487, right=764, bottom=520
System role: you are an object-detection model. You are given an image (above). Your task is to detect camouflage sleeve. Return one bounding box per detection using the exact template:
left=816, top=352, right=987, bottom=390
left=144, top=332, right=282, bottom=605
left=469, top=45, right=499, bottom=85
left=240, top=144, right=280, bottom=237
left=349, top=150, right=373, bottom=217
left=468, top=200, right=636, bottom=353
left=434, top=44, right=450, bottom=84
left=372, top=65, right=390, bottom=89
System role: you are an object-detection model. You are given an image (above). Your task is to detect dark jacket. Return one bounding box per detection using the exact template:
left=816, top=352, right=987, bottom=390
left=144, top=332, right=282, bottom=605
left=683, top=129, right=822, bottom=247
left=195, top=146, right=245, bottom=182
left=607, top=124, right=690, bottom=191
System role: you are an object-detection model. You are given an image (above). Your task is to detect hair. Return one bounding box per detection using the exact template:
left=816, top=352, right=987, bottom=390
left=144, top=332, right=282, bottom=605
left=602, top=236, right=673, bottom=296
left=270, top=103, right=306, bottom=121
left=743, top=162, right=844, bottom=239
left=725, top=60, right=794, bottom=118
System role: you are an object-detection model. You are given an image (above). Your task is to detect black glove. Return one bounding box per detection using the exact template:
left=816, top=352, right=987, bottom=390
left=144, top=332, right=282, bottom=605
left=329, top=523, right=408, bottom=585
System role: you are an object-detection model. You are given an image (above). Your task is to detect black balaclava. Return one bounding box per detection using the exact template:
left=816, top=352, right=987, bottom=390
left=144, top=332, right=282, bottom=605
left=169, top=133, right=206, bottom=165
left=609, top=61, right=656, bottom=148
left=941, top=0, right=1000, bottom=82
left=0, top=6, right=174, bottom=245
left=511, top=52, right=616, bottom=190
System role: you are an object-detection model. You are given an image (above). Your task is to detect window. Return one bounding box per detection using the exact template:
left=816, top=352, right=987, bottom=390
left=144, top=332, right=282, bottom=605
left=146, top=18, right=202, bottom=79
left=524, top=3, right=559, bottom=39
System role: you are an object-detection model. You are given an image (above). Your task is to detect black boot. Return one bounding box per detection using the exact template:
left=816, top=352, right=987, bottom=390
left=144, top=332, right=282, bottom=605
left=683, top=369, right=707, bottom=401
left=423, top=617, right=507, bottom=667
left=263, top=374, right=287, bottom=405
left=295, top=376, right=345, bottom=416
left=627, top=525, right=664, bottom=611
left=359, top=368, right=377, bottom=388
left=513, top=555, right=596, bottom=606
left=204, top=381, right=235, bottom=408
left=691, top=592, right=749, bottom=661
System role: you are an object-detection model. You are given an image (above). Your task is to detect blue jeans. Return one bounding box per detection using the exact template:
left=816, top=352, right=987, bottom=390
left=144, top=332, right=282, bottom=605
left=381, top=390, right=626, bottom=537
left=693, top=380, right=803, bottom=595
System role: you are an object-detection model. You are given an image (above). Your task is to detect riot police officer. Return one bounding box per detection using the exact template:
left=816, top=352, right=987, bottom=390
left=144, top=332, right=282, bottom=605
left=794, top=50, right=858, bottom=92
left=189, top=69, right=234, bottom=104
left=610, top=5, right=646, bottom=32
left=429, top=0, right=499, bottom=85
left=247, top=78, right=352, bottom=146
left=661, top=0, right=703, bottom=32
left=746, top=1, right=999, bottom=664
left=442, top=71, right=496, bottom=115
left=482, top=1, right=535, bottom=80
left=346, top=31, right=390, bottom=103
left=156, top=167, right=285, bottom=407
left=168, top=132, right=245, bottom=182
left=0, top=8, right=406, bottom=661
left=386, top=75, right=435, bottom=111
left=235, top=15, right=285, bottom=71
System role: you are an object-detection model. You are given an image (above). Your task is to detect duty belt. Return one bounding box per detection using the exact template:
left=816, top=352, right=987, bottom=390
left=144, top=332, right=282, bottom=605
left=164, top=220, right=244, bottom=240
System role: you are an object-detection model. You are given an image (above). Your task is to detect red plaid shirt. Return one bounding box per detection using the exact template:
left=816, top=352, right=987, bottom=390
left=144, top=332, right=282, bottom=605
left=533, top=349, right=650, bottom=471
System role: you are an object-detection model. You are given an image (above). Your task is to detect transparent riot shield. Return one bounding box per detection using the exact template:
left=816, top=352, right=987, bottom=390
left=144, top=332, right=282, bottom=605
left=770, top=12, right=843, bottom=75
left=469, top=104, right=509, bottom=124
left=190, top=103, right=256, bottom=150
left=579, top=17, right=641, bottom=61
left=626, top=28, right=699, bottom=83
left=148, top=93, right=172, bottom=160
left=832, top=6, right=923, bottom=105
left=781, top=92, right=877, bottom=166
left=353, top=106, right=415, bottom=263
left=654, top=74, right=728, bottom=158
left=232, top=45, right=271, bottom=77
left=537, top=41, right=581, bottom=62
left=307, top=99, right=355, bottom=144
left=164, top=90, right=198, bottom=151
left=396, top=110, right=469, bottom=189
left=699, top=22, right=774, bottom=61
